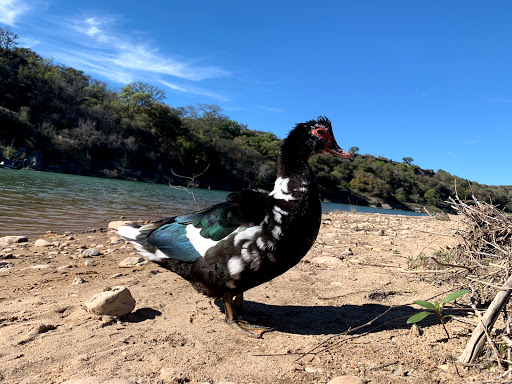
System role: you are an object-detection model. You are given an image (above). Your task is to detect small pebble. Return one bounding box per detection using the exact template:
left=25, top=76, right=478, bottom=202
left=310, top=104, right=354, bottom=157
left=73, top=277, right=86, bottom=285
left=84, top=260, right=98, bottom=267
left=327, top=376, right=364, bottom=384
left=409, top=323, right=423, bottom=336
left=305, top=366, right=325, bottom=373
left=341, top=249, right=354, bottom=257
left=31, top=264, right=55, bottom=269
left=119, top=257, right=148, bottom=268
left=81, top=248, right=101, bottom=257
left=0, top=261, right=14, bottom=269
left=109, top=273, right=123, bottom=279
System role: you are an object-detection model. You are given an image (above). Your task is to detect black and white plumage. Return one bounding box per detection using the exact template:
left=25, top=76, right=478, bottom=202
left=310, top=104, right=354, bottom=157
left=118, top=117, right=351, bottom=337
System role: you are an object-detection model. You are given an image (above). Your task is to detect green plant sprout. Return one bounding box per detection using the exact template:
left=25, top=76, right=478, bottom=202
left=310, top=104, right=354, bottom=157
left=406, top=289, right=468, bottom=339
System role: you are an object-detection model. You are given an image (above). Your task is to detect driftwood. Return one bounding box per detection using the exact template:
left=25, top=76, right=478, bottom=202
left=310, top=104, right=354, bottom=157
left=448, top=189, right=512, bottom=365
left=459, top=274, right=512, bottom=364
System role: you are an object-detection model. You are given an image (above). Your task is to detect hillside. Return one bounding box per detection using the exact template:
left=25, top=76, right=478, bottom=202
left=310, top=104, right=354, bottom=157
left=1, top=27, right=511, bottom=213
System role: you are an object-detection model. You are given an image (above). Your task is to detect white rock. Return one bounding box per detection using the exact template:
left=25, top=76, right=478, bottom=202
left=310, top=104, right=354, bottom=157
left=31, top=264, right=55, bottom=269
left=0, top=235, right=28, bottom=245
left=84, top=286, right=136, bottom=317
left=108, top=221, right=132, bottom=231
left=310, top=256, right=343, bottom=267
left=34, top=239, right=53, bottom=247
left=327, top=376, right=364, bottom=384
left=305, top=366, right=325, bottom=373
left=119, top=257, right=148, bottom=268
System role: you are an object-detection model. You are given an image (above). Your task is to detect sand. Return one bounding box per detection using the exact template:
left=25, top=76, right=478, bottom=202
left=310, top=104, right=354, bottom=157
left=0, top=212, right=503, bottom=383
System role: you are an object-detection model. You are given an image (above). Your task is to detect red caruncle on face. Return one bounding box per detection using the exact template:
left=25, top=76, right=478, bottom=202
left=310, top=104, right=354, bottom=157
left=312, top=125, right=334, bottom=148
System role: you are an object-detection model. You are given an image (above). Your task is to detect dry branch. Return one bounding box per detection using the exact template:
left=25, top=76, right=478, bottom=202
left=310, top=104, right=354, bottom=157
left=459, top=275, right=512, bottom=364
left=449, top=193, right=512, bottom=300
left=449, top=188, right=512, bottom=365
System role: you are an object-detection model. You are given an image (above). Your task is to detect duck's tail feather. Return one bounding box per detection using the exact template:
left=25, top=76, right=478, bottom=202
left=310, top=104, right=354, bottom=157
left=117, top=220, right=174, bottom=262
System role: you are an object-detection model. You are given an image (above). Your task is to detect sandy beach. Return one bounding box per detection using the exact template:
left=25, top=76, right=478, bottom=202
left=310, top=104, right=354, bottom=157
left=0, top=212, right=501, bottom=383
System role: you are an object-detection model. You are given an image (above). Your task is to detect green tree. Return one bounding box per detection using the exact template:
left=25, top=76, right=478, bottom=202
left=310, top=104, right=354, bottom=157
left=129, top=81, right=166, bottom=102
left=402, top=156, right=414, bottom=165
left=0, top=27, right=18, bottom=50
left=116, top=85, right=159, bottom=119
left=424, top=188, right=441, bottom=206
left=349, top=146, right=359, bottom=156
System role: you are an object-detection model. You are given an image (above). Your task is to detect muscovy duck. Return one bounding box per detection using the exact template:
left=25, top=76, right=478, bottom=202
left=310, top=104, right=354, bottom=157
left=118, top=116, right=351, bottom=337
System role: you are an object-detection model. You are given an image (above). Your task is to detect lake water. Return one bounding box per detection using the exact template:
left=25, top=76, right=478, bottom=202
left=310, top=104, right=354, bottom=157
left=0, top=168, right=424, bottom=237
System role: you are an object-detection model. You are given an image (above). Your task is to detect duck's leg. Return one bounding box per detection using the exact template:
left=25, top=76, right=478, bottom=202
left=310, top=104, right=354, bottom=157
left=223, top=292, right=274, bottom=338
left=234, top=292, right=244, bottom=319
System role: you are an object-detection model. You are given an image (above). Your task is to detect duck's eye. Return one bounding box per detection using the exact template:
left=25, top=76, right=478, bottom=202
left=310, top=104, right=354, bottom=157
left=312, top=127, right=328, bottom=139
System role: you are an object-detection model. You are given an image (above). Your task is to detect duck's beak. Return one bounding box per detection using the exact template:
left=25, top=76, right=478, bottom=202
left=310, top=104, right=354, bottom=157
left=325, top=143, right=352, bottom=158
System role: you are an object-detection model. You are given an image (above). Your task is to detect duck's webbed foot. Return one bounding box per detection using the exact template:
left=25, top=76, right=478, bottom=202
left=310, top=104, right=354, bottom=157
left=223, top=292, right=275, bottom=338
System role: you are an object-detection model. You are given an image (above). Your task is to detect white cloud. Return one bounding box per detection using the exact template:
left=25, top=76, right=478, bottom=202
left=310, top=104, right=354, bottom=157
left=18, top=35, right=39, bottom=48
left=159, top=80, right=229, bottom=102
left=64, top=16, right=230, bottom=82
left=258, top=106, right=283, bottom=113
left=68, top=16, right=114, bottom=43
left=0, top=0, right=31, bottom=26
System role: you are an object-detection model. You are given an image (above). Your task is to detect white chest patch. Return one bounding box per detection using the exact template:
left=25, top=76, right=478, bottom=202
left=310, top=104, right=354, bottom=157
left=269, top=177, right=297, bottom=201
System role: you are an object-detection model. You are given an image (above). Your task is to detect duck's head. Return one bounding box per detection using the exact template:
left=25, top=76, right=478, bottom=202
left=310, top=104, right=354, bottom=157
left=284, top=116, right=351, bottom=159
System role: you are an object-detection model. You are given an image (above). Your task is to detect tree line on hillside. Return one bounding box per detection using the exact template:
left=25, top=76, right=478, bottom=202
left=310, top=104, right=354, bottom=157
left=1, top=27, right=511, bottom=212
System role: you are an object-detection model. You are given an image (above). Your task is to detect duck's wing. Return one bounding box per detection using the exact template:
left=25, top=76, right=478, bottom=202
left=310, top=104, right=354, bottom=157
left=118, top=189, right=271, bottom=263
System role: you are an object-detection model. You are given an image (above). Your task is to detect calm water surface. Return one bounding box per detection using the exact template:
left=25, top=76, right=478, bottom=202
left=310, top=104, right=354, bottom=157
left=0, top=168, right=424, bottom=237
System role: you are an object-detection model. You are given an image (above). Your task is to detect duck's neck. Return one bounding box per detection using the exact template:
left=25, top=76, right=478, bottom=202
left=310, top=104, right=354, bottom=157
left=270, top=145, right=317, bottom=204
left=277, top=142, right=311, bottom=179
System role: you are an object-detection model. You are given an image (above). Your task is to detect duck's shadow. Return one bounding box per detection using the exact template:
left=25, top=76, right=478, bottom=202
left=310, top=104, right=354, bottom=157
left=215, top=300, right=460, bottom=336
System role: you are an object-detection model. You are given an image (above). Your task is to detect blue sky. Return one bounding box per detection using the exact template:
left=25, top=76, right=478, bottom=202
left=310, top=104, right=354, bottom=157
left=1, top=1, right=512, bottom=186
